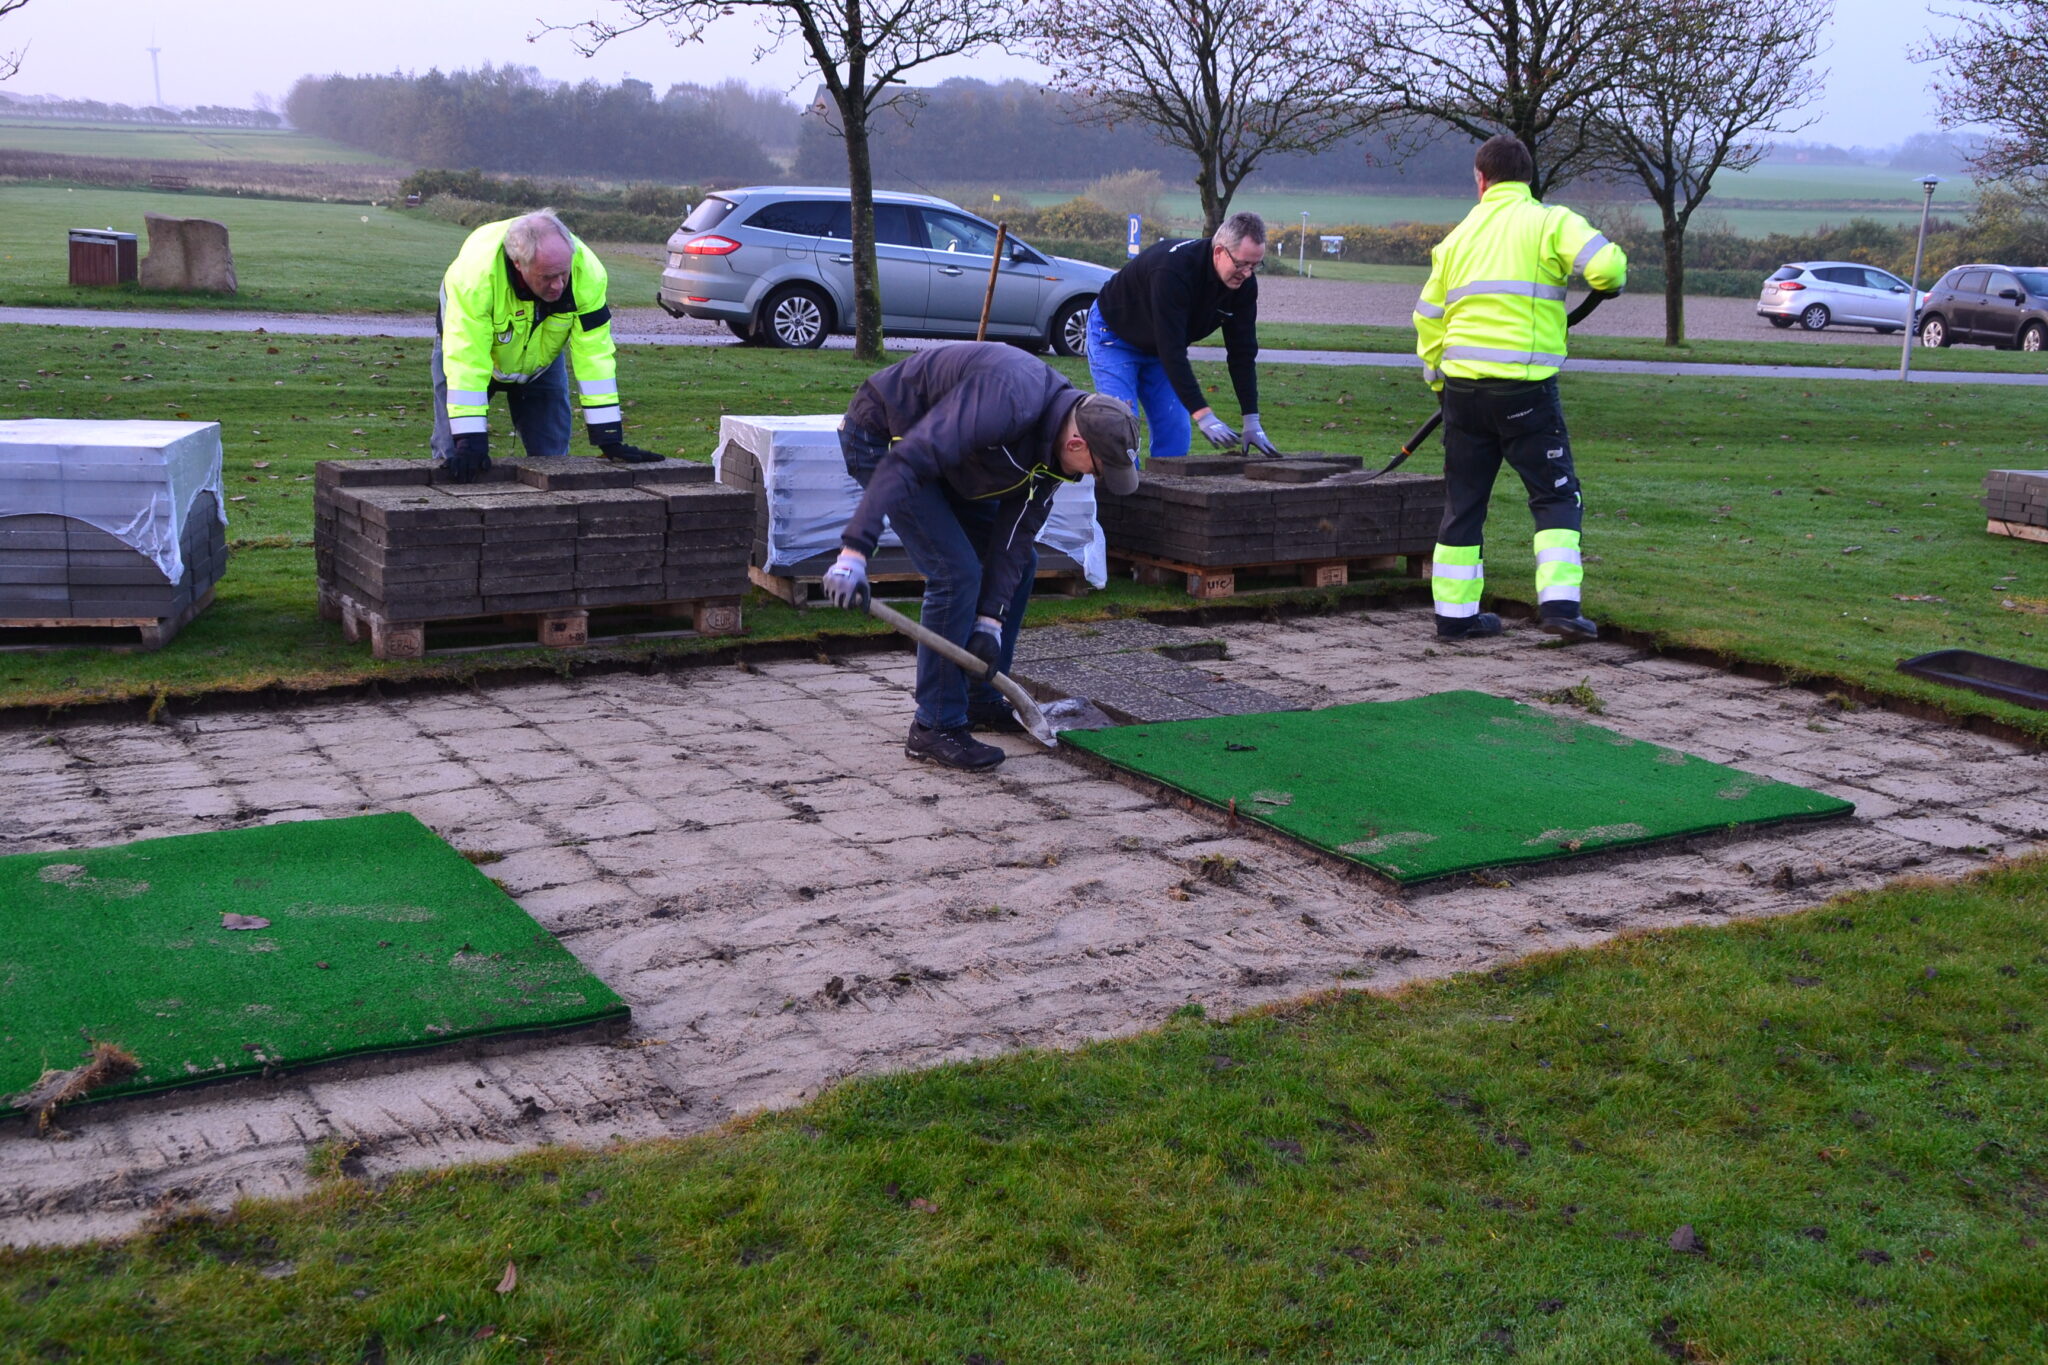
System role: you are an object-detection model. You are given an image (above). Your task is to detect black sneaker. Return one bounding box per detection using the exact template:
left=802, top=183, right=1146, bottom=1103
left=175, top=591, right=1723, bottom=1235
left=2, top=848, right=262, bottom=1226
left=966, top=704, right=1026, bottom=735
left=905, top=720, right=1005, bottom=771
left=1435, top=611, right=1503, bottom=641
left=1539, top=612, right=1599, bottom=642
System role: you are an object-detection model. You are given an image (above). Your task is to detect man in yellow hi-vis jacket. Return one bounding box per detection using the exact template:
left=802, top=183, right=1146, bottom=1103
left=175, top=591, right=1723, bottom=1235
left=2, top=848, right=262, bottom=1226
left=431, top=209, right=661, bottom=481
left=1413, top=135, right=1627, bottom=642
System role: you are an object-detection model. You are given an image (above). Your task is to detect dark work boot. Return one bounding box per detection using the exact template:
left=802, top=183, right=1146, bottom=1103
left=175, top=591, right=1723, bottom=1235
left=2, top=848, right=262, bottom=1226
left=966, top=703, right=1026, bottom=735
left=1435, top=611, right=1503, bottom=641
left=1538, top=606, right=1599, bottom=642
left=905, top=720, right=1006, bottom=771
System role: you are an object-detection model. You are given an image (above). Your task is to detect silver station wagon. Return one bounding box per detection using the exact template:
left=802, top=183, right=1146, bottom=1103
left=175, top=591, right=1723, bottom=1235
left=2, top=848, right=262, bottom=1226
left=655, top=186, right=1112, bottom=354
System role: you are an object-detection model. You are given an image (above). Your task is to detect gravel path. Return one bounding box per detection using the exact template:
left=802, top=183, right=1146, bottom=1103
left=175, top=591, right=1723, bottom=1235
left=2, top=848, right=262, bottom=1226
left=2, top=608, right=2040, bottom=1246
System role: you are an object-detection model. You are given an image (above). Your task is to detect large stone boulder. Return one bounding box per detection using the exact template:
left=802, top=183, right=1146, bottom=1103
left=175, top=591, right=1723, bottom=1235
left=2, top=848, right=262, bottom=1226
left=138, top=214, right=237, bottom=294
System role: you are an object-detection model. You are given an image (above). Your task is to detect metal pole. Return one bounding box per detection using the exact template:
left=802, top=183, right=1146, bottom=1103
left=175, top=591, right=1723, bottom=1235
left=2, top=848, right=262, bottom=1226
left=1299, top=210, right=1309, bottom=278
left=1899, top=176, right=1941, bottom=381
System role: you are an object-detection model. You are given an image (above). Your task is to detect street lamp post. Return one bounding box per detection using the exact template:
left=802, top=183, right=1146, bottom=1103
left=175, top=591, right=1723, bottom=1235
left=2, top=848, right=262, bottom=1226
left=1899, top=175, right=1942, bottom=381
left=1300, top=210, right=1309, bottom=279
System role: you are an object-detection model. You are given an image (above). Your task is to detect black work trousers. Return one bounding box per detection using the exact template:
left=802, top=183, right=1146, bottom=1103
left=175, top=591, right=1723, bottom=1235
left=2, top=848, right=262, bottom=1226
left=1436, top=376, right=1583, bottom=546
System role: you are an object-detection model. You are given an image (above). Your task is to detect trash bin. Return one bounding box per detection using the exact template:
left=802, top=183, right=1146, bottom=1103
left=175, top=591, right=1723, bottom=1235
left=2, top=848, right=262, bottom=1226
left=67, top=229, right=139, bottom=286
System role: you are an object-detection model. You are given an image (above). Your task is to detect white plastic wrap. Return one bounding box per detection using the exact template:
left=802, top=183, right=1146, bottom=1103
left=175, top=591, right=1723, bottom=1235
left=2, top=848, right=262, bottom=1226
left=713, top=414, right=1107, bottom=588
left=0, top=419, right=227, bottom=583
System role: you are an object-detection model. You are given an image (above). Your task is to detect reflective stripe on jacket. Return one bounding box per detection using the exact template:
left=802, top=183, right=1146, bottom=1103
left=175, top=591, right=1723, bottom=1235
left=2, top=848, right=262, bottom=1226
left=436, top=218, right=619, bottom=436
left=1413, top=183, right=1627, bottom=390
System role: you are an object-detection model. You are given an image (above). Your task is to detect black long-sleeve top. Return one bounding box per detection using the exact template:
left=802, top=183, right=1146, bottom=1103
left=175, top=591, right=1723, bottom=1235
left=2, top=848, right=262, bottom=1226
left=1094, top=235, right=1260, bottom=415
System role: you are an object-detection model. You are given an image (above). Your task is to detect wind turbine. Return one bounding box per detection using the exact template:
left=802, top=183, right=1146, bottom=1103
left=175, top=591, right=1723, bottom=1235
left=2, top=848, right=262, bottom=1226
left=146, top=36, right=163, bottom=108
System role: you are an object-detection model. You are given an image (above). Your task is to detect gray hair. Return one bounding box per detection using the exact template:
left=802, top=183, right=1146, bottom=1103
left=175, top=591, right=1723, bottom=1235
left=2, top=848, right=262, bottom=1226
left=1215, top=212, right=1266, bottom=251
left=504, top=209, right=574, bottom=268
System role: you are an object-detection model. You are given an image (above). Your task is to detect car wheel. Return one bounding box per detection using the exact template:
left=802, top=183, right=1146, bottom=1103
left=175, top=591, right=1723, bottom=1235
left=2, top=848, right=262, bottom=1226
left=725, top=318, right=757, bottom=345
left=1768, top=316, right=1795, bottom=329
left=1920, top=314, right=1949, bottom=349
left=1049, top=296, right=1092, bottom=358
left=758, top=285, right=831, bottom=349
left=2024, top=323, right=2046, bottom=353
left=1799, top=303, right=1830, bottom=331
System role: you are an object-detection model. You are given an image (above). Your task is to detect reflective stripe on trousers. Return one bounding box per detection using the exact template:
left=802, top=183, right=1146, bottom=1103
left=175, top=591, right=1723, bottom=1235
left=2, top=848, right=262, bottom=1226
left=1533, top=527, right=1583, bottom=604
left=1431, top=542, right=1483, bottom=617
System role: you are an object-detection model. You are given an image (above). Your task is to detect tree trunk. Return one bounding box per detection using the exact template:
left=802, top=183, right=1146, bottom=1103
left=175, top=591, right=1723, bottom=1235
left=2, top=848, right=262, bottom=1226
left=842, top=107, right=885, bottom=362
left=1661, top=217, right=1686, bottom=347
left=1196, top=164, right=1224, bottom=236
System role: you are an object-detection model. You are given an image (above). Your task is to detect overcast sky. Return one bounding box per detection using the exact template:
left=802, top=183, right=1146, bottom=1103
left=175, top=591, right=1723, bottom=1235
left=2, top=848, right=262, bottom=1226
left=4, top=0, right=1964, bottom=150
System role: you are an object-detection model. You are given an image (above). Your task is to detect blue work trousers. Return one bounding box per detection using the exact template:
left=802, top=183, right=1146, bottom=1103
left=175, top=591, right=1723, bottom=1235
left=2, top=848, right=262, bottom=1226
left=429, top=346, right=572, bottom=461
left=1085, top=303, right=1193, bottom=461
left=840, top=427, right=1035, bottom=731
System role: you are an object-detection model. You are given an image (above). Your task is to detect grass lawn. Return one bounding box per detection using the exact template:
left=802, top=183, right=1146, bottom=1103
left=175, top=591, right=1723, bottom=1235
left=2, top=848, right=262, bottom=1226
left=0, top=118, right=398, bottom=166
left=1255, top=319, right=2048, bottom=376
left=0, top=185, right=664, bottom=313
left=4, top=856, right=2044, bottom=1361
left=1, top=329, right=2045, bottom=739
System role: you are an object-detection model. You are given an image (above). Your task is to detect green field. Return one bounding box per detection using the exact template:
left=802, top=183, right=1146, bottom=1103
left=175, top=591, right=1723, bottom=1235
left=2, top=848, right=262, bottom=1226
left=1006, top=164, right=1979, bottom=237
left=4, top=855, right=2045, bottom=1361
left=0, top=185, right=664, bottom=312
left=0, top=331, right=2044, bottom=744
left=0, top=118, right=399, bottom=166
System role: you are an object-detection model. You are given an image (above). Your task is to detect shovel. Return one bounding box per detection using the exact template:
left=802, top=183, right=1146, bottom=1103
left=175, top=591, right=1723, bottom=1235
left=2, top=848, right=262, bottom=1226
left=865, top=597, right=1059, bottom=748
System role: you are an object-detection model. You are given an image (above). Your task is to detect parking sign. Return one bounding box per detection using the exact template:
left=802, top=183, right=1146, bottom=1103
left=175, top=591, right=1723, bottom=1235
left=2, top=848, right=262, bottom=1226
left=1127, top=214, right=1142, bottom=257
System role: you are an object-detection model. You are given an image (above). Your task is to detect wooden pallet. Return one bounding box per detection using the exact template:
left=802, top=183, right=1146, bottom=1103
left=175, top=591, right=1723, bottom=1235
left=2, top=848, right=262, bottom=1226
left=749, top=549, right=1090, bottom=609
left=0, top=586, right=215, bottom=651
left=1109, top=549, right=1430, bottom=600
left=1987, top=518, right=2048, bottom=545
left=332, top=590, right=743, bottom=660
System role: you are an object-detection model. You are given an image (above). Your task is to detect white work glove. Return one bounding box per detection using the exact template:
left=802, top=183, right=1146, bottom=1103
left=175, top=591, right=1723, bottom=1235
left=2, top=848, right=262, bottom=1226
left=1195, top=411, right=1240, bottom=449
left=1242, top=413, right=1280, bottom=457
left=822, top=548, right=870, bottom=610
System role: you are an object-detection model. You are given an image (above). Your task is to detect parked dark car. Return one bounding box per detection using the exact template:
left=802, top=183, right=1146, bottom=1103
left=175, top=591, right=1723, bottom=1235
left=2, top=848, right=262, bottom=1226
left=1916, top=264, right=2048, bottom=351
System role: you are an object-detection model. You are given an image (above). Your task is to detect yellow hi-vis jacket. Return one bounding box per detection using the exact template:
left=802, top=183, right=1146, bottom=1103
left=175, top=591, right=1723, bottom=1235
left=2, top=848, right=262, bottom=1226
left=437, top=218, right=620, bottom=438
left=1413, top=182, right=1627, bottom=391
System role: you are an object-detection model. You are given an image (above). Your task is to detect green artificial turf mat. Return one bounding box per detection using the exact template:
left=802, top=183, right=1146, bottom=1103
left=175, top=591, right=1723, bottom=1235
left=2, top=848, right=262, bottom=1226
left=0, top=813, right=627, bottom=1114
left=1066, top=691, right=1855, bottom=884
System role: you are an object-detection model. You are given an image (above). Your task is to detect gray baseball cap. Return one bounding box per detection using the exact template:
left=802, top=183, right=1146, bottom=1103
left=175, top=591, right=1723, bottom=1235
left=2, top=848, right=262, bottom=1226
left=1074, top=392, right=1141, bottom=495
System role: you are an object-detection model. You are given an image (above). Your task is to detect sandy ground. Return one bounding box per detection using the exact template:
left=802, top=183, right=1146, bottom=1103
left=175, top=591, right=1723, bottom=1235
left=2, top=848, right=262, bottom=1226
left=2, top=606, right=2042, bottom=1247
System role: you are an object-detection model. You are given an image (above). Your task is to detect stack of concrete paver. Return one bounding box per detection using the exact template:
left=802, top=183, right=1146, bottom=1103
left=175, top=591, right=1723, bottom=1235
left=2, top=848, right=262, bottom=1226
left=0, top=418, right=229, bottom=647
left=0, top=492, right=226, bottom=635
left=314, top=457, right=750, bottom=656
left=1094, top=455, right=1445, bottom=590
left=1983, top=469, right=2048, bottom=537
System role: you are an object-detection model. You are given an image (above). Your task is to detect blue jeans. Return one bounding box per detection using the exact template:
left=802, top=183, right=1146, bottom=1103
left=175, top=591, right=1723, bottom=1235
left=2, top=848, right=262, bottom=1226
left=429, top=346, right=572, bottom=461
left=1085, top=302, right=1193, bottom=461
left=840, top=427, right=1036, bottom=731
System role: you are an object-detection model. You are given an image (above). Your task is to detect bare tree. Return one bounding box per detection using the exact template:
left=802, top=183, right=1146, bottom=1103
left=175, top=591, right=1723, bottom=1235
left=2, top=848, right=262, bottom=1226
left=1919, top=0, right=2048, bottom=194
left=1031, top=0, right=1375, bottom=234
left=1, top=0, right=31, bottom=83
left=559, top=1, right=1013, bottom=360
left=1346, top=0, right=1641, bottom=197
left=1595, top=0, right=1827, bottom=345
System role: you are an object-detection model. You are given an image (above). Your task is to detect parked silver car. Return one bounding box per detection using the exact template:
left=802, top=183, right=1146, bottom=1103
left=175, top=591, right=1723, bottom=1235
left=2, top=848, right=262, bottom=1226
left=655, top=186, right=1112, bottom=354
left=1757, top=260, right=1922, bottom=333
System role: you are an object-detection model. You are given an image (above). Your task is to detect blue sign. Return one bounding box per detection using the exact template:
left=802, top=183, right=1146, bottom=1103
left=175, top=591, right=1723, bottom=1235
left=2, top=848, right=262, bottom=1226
left=1127, top=214, right=1142, bottom=257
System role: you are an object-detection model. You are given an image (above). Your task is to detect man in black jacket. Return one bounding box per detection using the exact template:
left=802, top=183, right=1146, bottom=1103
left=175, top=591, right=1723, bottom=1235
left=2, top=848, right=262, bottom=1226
left=1087, top=211, right=1274, bottom=461
left=823, top=343, right=1141, bottom=771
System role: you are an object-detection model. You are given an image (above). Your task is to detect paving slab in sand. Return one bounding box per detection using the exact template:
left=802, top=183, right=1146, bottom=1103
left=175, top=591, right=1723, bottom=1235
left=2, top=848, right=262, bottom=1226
left=0, top=608, right=2041, bottom=1244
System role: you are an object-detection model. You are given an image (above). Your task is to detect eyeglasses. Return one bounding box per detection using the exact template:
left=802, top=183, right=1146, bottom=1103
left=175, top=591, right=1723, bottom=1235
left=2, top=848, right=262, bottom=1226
left=1217, top=244, right=1263, bottom=277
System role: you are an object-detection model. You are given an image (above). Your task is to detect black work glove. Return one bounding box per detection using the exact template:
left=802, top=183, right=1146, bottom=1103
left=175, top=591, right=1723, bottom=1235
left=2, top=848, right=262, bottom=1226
left=600, top=442, right=665, bottom=464
left=445, top=432, right=490, bottom=483
left=964, top=617, right=1003, bottom=676
left=586, top=419, right=624, bottom=448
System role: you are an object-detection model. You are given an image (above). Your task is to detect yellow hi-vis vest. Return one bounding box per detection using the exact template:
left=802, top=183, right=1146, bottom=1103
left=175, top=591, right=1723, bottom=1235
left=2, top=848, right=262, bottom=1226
left=437, top=218, right=620, bottom=438
left=1413, top=182, right=1627, bottom=390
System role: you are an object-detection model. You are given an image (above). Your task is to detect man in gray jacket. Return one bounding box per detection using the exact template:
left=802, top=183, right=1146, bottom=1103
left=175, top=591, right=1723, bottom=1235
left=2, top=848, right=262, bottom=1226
left=824, top=343, right=1140, bottom=771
